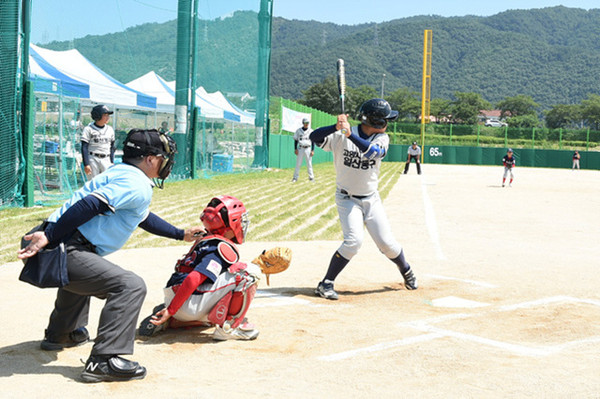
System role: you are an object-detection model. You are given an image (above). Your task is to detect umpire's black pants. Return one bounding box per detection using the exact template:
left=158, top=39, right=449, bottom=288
left=45, top=231, right=146, bottom=355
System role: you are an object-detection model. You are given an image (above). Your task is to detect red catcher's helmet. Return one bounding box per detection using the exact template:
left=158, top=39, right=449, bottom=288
left=200, top=195, right=249, bottom=244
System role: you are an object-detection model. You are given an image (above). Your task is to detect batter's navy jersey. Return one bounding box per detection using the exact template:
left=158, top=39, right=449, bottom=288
left=319, top=125, right=388, bottom=196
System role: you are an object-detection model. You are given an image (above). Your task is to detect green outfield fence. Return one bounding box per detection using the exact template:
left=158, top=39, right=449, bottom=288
left=270, top=99, right=600, bottom=170
left=386, top=122, right=600, bottom=151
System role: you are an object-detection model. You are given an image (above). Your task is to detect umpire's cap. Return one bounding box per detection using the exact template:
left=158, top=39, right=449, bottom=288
left=123, top=129, right=176, bottom=159
left=91, top=104, right=113, bottom=121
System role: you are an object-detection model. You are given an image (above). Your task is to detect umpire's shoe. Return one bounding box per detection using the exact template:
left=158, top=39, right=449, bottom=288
left=81, top=355, right=147, bottom=383
left=316, top=279, right=339, bottom=300
left=401, top=269, right=418, bottom=290
left=40, top=327, right=90, bottom=351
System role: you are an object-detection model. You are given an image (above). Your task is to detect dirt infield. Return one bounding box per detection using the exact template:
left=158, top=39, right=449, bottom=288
left=1, top=164, right=599, bottom=398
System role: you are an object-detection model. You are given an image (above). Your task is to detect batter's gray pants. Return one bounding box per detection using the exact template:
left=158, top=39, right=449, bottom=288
left=335, top=190, right=402, bottom=260
left=45, top=232, right=146, bottom=356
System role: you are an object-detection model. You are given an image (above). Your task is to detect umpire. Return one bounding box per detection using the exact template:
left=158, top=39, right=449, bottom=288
left=18, top=129, right=203, bottom=383
left=403, top=141, right=422, bottom=174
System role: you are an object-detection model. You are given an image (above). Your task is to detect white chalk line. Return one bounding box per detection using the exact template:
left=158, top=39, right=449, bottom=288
left=425, top=273, right=497, bottom=288
left=420, top=177, right=445, bottom=260
left=252, top=291, right=352, bottom=309
left=317, top=333, right=444, bottom=362
left=321, top=296, right=600, bottom=361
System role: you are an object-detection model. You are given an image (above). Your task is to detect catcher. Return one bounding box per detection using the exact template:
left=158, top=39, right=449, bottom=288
left=138, top=195, right=291, bottom=341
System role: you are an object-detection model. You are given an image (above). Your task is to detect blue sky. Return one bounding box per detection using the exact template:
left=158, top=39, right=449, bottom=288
left=31, top=0, right=600, bottom=44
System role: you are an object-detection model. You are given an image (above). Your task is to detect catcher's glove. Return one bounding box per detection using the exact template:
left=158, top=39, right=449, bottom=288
left=252, top=247, right=292, bottom=286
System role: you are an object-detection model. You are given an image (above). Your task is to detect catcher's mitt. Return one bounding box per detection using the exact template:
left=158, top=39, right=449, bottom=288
left=253, top=247, right=292, bottom=286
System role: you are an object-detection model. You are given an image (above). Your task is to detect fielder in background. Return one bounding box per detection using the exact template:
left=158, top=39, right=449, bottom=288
left=18, top=129, right=204, bottom=383
left=138, top=196, right=292, bottom=340
left=292, top=117, right=315, bottom=182
left=82, top=104, right=115, bottom=178
left=572, top=150, right=580, bottom=170
left=502, top=148, right=516, bottom=187
left=310, top=98, right=418, bottom=300
left=403, top=141, right=422, bottom=174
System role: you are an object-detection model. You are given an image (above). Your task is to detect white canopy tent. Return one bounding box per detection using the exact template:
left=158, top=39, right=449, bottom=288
left=126, top=71, right=255, bottom=124
left=30, top=44, right=156, bottom=109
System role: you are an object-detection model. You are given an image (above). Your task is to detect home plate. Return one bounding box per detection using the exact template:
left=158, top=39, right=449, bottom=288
left=431, top=296, right=489, bottom=308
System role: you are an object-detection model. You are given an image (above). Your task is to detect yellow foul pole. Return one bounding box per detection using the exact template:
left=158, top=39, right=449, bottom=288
left=420, top=29, right=432, bottom=163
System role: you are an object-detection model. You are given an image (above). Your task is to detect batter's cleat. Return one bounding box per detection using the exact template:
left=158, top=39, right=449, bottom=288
left=41, top=327, right=90, bottom=351
left=80, top=355, right=146, bottom=383
left=138, top=304, right=168, bottom=337
left=291, top=178, right=297, bottom=183
left=212, top=319, right=259, bottom=341
left=401, top=269, right=418, bottom=290
left=316, top=279, right=339, bottom=300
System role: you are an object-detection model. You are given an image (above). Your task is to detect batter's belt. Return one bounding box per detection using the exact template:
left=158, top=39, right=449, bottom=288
left=340, top=189, right=370, bottom=199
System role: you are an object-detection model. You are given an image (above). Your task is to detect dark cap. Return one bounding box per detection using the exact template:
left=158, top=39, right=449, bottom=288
left=412, top=141, right=417, bottom=145
left=123, top=129, right=175, bottom=158
left=302, top=118, right=310, bottom=124
left=91, top=104, right=114, bottom=121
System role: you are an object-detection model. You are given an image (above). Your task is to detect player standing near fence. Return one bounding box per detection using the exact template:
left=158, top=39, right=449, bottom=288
left=572, top=150, right=580, bottom=170
left=310, top=98, right=418, bottom=300
left=502, top=148, right=516, bottom=187
left=292, top=118, right=315, bottom=182
left=403, top=141, right=422, bottom=174
left=82, top=104, right=115, bottom=178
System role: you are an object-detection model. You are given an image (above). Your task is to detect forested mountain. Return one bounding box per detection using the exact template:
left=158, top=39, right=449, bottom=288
left=40, top=6, right=600, bottom=110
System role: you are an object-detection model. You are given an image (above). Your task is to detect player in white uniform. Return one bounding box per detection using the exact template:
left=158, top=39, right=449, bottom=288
left=292, top=118, right=315, bottom=182
left=81, top=104, right=115, bottom=178
left=403, top=141, right=422, bottom=174
left=310, top=98, right=418, bottom=300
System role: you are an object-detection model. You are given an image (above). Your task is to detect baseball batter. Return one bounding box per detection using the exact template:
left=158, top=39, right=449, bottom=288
left=502, top=148, right=516, bottom=187
left=310, top=98, right=418, bottom=300
left=403, top=141, right=422, bottom=174
left=292, top=117, right=315, bottom=182
left=81, top=104, right=115, bottom=178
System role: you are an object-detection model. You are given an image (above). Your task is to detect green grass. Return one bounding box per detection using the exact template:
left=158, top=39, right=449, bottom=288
left=0, top=162, right=402, bottom=264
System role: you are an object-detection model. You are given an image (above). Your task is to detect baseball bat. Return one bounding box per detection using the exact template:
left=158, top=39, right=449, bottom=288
left=336, top=58, right=346, bottom=114
left=336, top=58, right=348, bottom=135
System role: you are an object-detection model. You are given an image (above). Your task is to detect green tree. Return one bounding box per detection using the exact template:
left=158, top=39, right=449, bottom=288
left=497, top=95, right=539, bottom=118
left=450, top=92, right=491, bottom=125
left=299, top=75, right=339, bottom=114
left=430, top=98, right=452, bottom=123
left=386, top=87, right=420, bottom=122
left=545, top=104, right=581, bottom=129
left=505, top=114, right=540, bottom=128
left=581, top=94, right=600, bottom=130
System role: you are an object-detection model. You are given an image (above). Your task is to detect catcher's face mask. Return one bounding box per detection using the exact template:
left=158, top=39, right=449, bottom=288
left=200, top=195, right=248, bottom=244
left=153, top=133, right=176, bottom=189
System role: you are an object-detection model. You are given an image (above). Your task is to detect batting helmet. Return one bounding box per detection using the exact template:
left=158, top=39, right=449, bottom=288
left=200, top=195, right=249, bottom=244
left=90, top=104, right=113, bottom=121
left=358, top=98, right=399, bottom=129
left=122, top=129, right=177, bottom=188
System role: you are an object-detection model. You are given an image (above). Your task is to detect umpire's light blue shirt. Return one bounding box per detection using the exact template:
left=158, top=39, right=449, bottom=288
left=48, top=163, right=154, bottom=256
